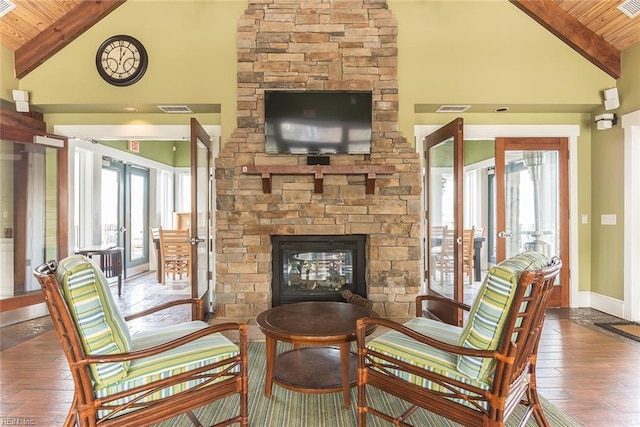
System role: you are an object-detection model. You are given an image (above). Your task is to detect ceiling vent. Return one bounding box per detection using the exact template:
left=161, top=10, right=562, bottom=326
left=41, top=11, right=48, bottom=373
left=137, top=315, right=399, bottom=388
left=157, top=105, right=193, bottom=113
left=0, top=0, right=16, bottom=18
left=436, top=105, right=471, bottom=113
left=618, top=0, right=640, bottom=18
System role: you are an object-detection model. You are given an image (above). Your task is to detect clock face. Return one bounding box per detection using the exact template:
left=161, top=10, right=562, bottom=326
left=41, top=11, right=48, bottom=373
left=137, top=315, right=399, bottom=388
left=96, top=35, right=148, bottom=86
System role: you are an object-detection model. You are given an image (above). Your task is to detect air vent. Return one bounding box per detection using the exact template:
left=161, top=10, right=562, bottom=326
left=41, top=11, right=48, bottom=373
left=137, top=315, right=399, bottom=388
left=435, top=105, right=471, bottom=113
left=157, top=105, right=193, bottom=113
left=0, top=0, right=16, bottom=18
left=618, top=0, right=640, bottom=18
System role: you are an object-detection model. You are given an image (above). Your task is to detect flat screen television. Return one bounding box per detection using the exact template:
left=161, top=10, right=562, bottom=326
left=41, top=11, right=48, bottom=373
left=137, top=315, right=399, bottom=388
left=264, top=90, right=372, bottom=154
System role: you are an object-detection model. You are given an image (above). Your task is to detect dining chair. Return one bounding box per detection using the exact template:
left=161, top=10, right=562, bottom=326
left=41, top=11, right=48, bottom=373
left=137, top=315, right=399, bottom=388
left=159, top=228, right=191, bottom=284
left=462, top=227, right=476, bottom=285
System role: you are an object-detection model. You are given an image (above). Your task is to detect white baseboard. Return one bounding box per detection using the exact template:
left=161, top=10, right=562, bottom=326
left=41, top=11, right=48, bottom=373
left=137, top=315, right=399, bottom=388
left=578, top=291, right=625, bottom=319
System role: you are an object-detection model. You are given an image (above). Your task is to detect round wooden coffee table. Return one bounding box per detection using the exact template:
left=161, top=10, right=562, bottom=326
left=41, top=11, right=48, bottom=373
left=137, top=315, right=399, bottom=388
left=256, top=301, right=378, bottom=408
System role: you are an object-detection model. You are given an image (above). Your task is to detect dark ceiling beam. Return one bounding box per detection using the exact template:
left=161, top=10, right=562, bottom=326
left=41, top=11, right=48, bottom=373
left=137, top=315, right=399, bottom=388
left=509, top=0, right=620, bottom=79
left=14, top=0, right=126, bottom=79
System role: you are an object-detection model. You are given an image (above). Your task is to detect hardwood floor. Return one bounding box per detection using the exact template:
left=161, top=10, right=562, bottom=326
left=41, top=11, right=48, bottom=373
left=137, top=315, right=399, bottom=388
left=1, top=272, right=640, bottom=425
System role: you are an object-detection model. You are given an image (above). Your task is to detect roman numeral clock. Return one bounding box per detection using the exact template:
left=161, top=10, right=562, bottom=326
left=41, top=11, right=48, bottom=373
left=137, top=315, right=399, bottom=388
left=96, top=35, right=148, bottom=86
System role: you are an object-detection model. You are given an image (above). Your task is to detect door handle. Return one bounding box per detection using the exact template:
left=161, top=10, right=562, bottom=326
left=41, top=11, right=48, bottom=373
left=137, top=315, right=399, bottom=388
left=190, top=237, right=205, bottom=245
left=119, top=227, right=127, bottom=232
left=497, top=230, right=512, bottom=239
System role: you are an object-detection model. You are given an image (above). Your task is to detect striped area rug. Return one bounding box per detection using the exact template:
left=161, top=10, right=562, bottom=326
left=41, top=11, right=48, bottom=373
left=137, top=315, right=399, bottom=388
left=157, top=342, right=581, bottom=427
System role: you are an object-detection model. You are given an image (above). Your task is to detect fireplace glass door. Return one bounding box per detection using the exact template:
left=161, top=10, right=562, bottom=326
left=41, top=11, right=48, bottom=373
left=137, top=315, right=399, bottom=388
left=272, top=235, right=366, bottom=306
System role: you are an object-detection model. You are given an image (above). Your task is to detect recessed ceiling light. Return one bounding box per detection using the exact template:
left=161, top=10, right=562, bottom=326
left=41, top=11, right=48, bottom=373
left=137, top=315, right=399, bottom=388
left=495, top=106, right=509, bottom=112
left=123, top=107, right=138, bottom=112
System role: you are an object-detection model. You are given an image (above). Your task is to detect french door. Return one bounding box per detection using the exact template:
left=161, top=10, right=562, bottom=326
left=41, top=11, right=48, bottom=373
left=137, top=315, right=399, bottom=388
left=424, top=127, right=570, bottom=323
left=425, top=118, right=465, bottom=326
left=189, top=118, right=214, bottom=320
left=494, top=137, right=569, bottom=307
left=101, top=159, right=149, bottom=277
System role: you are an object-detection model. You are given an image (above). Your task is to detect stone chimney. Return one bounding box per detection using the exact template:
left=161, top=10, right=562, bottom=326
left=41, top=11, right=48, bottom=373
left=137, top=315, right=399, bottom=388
left=215, top=0, right=422, bottom=319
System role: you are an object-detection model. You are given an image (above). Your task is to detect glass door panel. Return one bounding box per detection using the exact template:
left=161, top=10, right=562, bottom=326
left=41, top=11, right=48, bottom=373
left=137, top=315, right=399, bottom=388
left=495, top=137, right=569, bottom=307
left=428, top=146, right=455, bottom=299
left=101, top=166, right=123, bottom=247
left=504, top=151, right=559, bottom=259
left=425, top=118, right=464, bottom=326
left=125, top=164, right=149, bottom=274
left=190, top=118, right=213, bottom=320
left=1, top=141, right=59, bottom=299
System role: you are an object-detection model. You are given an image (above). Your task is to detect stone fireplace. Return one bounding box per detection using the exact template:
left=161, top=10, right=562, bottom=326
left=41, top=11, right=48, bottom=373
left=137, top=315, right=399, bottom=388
left=215, top=0, right=422, bottom=319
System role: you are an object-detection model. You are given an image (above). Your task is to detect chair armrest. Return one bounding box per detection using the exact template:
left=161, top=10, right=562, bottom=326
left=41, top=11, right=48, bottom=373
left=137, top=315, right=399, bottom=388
left=124, top=298, right=203, bottom=321
left=81, top=322, right=247, bottom=365
left=415, top=294, right=471, bottom=318
left=357, top=317, right=500, bottom=360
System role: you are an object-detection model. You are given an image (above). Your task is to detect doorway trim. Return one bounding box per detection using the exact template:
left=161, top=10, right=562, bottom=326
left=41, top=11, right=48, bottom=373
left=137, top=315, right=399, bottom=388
left=415, top=124, right=580, bottom=308
left=622, top=110, right=640, bottom=322
left=54, top=123, right=221, bottom=262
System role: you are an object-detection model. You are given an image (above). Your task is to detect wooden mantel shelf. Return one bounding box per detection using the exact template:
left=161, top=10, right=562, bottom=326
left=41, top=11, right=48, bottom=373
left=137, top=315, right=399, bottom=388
left=242, top=165, right=396, bottom=194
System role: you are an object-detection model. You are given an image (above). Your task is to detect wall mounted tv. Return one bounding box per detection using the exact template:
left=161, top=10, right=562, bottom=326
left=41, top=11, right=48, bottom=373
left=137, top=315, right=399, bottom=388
left=264, top=90, right=372, bottom=154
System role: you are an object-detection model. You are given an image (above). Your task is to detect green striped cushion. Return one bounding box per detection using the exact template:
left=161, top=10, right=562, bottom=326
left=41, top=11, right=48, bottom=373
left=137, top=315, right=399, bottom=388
left=55, top=255, right=132, bottom=385
left=95, top=321, right=239, bottom=418
left=402, top=317, right=463, bottom=346
left=367, top=327, right=492, bottom=409
left=456, top=251, right=548, bottom=381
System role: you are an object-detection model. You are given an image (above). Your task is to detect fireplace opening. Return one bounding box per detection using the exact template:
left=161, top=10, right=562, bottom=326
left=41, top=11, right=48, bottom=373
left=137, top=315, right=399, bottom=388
left=271, top=235, right=366, bottom=306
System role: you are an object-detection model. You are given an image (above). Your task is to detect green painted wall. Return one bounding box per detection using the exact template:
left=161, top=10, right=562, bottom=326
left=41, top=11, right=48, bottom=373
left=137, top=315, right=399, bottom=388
left=465, top=140, right=494, bottom=165
left=0, top=45, right=19, bottom=101
left=4, top=0, right=639, bottom=302
left=589, top=42, right=640, bottom=300
left=17, top=0, right=245, bottom=142
left=389, top=0, right=614, bottom=139
left=429, top=139, right=494, bottom=167
left=99, top=140, right=189, bottom=166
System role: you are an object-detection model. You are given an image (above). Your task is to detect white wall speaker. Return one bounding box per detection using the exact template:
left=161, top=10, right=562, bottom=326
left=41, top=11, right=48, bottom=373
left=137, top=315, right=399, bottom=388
left=603, top=87, right=620, bottom=110
left=11, top=89, right=28, bottom=102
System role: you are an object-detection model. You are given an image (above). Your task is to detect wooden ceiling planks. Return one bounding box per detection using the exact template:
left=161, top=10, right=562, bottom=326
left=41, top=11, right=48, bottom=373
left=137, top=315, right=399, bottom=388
left=554, top=0, right=640, bottom=50
left=13, top=0, right=126, bottom=79
left=0, top=0, right=82, bottom=51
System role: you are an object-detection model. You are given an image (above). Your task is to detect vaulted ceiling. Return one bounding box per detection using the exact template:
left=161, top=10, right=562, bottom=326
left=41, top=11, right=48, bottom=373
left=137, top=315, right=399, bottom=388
left=0, top=0, right=639, bottom=80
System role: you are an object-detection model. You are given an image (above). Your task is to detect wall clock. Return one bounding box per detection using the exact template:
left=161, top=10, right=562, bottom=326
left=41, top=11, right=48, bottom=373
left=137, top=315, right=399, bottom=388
left=96, top=35, right=148, bottom=87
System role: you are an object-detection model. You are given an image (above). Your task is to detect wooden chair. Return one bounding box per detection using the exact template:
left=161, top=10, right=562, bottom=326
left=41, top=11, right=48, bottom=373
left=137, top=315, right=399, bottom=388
left=33, top=255, right=248, bottom=427
left=428, top=225, right=446, bottom=281
left=149, top=226, right=161, bottom=265
left=462, top=227, right=476, bottom=285
left=431, top=225, right=454, bottom=285
left=159, top=228, right=191, bottom=284
left=432, top=226, right=455, bottom=285
left=356, top=252, right=562, bottom=427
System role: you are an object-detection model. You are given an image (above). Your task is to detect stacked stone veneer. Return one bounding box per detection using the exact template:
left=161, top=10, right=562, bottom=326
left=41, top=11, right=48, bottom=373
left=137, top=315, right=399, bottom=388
left=215, top=0, right=422, bottom=319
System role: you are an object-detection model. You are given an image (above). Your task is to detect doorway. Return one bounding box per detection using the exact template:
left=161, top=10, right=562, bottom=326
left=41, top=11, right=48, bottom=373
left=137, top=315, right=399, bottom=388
left=419, top=124, right=578, bottom=315
left=494, top=138, right=569, bottom=306
left=101, top=157, right=150, bottom=277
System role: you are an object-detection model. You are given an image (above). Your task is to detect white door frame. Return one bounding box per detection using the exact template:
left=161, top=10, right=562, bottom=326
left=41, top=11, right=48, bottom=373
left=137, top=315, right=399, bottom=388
left=622, top=110, right=640, bottom=321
